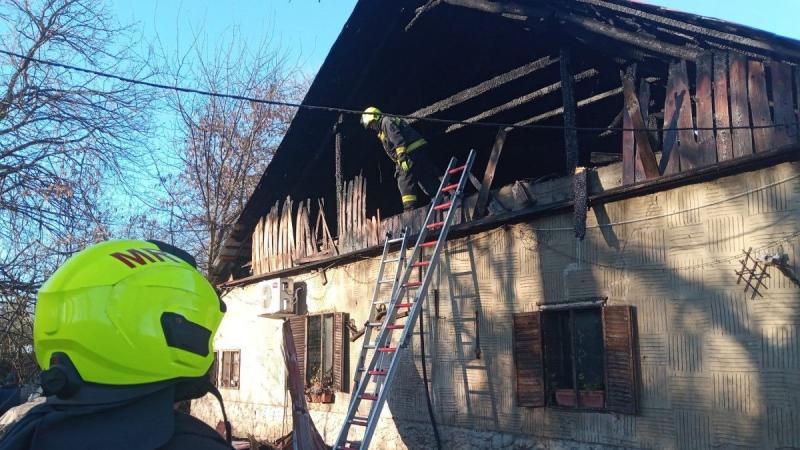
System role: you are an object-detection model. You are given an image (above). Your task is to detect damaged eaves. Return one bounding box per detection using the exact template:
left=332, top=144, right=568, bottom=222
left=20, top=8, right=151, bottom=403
left=212, top=0, right=800, bottom=285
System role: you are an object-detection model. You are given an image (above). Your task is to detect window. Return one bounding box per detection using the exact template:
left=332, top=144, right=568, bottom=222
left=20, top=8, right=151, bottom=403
left=220, top=350, right=240, bottom=389
left=542, top=308, right=605, bottom=409
left=288, top=312, right=349, bottom=393
left=513, top=305, right=638, bottom=414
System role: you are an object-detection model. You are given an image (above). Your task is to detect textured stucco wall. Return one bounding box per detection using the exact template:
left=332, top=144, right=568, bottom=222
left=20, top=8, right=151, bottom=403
left=195, top=161, right=800, bottom=449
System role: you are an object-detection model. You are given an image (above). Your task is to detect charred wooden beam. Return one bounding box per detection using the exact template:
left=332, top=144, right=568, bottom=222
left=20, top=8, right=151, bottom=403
left=409, top=56, right=558, bottom=122
left=575, top=0, right=800, bottom=61
left=443, top=0, right=703, bottom=61
left=446, top=68, right=598, bottom=133
left=560, top=48, right=579, bottom=174
left=473, top=128, right=508, bottom=219
left=334, top=114, right=344, bottom=226
left=514, top=86, right=623, bottom=127
left=621, top=72, right=659, bottom=179
left=222, top=144, right=800, bottom=289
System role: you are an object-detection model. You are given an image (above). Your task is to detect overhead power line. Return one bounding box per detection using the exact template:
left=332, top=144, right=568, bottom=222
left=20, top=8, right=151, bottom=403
left=1, top=48, right=795, bottom=134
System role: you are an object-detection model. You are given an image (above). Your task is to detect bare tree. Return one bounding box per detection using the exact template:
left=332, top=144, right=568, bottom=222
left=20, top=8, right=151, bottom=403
left=0, top=0, right=155, bottom=380
left=154, top=31, right=307, bottom=273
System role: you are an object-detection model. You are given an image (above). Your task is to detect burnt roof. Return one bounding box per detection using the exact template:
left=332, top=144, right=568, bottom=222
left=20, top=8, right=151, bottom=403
left=212, top=0, right=800, bottom=283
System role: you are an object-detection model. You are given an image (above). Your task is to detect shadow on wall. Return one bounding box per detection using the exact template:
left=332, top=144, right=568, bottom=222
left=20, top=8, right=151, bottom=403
left=387, top=167, right=800, bottom=449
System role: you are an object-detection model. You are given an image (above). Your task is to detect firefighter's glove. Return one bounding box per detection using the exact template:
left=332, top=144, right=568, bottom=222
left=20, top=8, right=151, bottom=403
left=400, top=160, right=410, bottom=173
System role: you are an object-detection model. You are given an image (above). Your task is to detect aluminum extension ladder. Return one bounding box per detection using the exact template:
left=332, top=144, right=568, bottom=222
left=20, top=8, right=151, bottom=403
left=334, top=149, right=476, bottom=450
left=351, top=229, right=410, bottom=395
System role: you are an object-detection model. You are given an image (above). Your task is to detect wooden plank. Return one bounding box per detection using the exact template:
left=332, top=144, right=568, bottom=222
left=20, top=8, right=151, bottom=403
left=770, top=61, right=795, bottom=146
left=512, top=312, right=545, bottom=407
left=729, top=53, right=754, bottom=157
left=621, top=74, right=659, bottom=179
left=621, top=104, right=634, bottom=184
left=748, top=60, right=775, bottom=152
left=675, top=61, right=700, bottom=170
left=603, top=305, right=638, bottom=415
left=635, top=77, right=651, bottom=181
left=695, top=52, right=717, bottom=165
left=713, top=52, right=733, bottom=162
left=288, top=316, right=307, bottom=387
left=560, top=47, right=579, bottom=174
left=333, top=313, right=349, bottom=393
left=661, top=60, right=695, bottom=173
left=474, top=128, right=508, bottom=218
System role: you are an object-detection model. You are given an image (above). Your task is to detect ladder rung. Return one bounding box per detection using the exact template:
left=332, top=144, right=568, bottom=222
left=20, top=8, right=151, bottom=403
left=427, top=221, right=445, bottom=230
left=419, top=240, right=437, bottom=248
left=433, top=201, right=452, bottom=211
left=412, top=260, right=430, bottom=268
left=378, top=279, right=394, bottom=283
left=375, top=299, right=392, bottom=304
left=339, top=446, right=360, bottom=450
left=377, top=347, right=396, bottom=353
left=388, top=237, right=405, bottom=244
left=368, top=370, right=386, bottom=376
left=367, top=322, right=382, bottom=327
left=350, top=419, right=368, bottom=427
left=361, top=393, right=378, bottom=401
left=448, top=164, right=466, bottom=174
left=364, top=344, right=377, bottom=349
left=386, top=324, right=405, bottom=329
left=384, top=258, right=400, bottom=262
left=396, top=303, right=413, bottom=308
left=442, top=183, right=459, bottom=192
left=403, top=281, right=421, bottom=288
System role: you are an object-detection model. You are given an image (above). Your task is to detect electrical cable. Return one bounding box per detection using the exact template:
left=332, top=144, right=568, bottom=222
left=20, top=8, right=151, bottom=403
left=1, top=48, right=795, bottom=134
left=418, top=289, right=442, bottom=450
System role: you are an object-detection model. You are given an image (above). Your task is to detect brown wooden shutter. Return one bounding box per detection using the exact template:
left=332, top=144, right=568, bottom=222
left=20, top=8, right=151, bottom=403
left=289, top=316, right=307, bottom=387
left=221, top=351, right=232, bottom=387
left=210, top=351, right=219, bottom=386
left=513, top=312, right=545, bottom=407
left=603, top=305, right=638, bottom=414
left=333, top=312, right=349, bottom=392
left=231, top=351, right=240, bottom=388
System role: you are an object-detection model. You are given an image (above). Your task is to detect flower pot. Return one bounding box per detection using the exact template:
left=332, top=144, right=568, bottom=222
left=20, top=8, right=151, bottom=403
left=555, top=389, right=576, bottom=407
left=578, top=390, right=604, bottom=409
left=319, top=392, right=335, bottom=403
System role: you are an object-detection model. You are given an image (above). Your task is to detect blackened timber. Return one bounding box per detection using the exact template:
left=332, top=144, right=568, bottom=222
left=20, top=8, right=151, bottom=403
left=515, top=86, right=624, bottom=126
left=560, top=48, right=579, bottom=174
left=575, top=0, right=800, bottom=62
left=695, top=53, right=716, bottom=165
left=713, top=52, right=733, bottom=162
left=474, top=128, right=507, bottom=219
left=443, top=0, right=702, bottom=61
left=770, top=62, right=796, bottom=146
left=729, top=53, right=754, bottom=157
left=221, top=144, right=800, bottom=289
left=621, top=66, right=636, bottom=185
left=621, top=74, right=659, bottom=179
left=445, top=68, right=598, bottom=133
left=335, top=114, right=344, bottom=226
left=409, top=56, right=558, bottom=122
left=747, top=60, right=775, bottom=153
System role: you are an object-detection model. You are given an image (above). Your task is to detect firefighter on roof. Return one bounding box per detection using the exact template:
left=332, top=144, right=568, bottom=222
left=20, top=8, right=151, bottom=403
left=362, top=106, right=441, bottom=210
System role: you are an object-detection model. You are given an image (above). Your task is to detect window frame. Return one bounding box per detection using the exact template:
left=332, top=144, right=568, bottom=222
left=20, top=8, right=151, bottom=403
left=220, top=349, right=241, bottom=389
left=288, top=312, right=349, bottom=393
left=541, top=306, right=607, bottom=412
left=513, top=305, right=638, bottom=415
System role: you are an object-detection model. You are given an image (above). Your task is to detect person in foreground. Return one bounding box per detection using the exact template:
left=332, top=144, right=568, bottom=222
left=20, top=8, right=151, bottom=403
left=0, top=240, right=233, bottom=450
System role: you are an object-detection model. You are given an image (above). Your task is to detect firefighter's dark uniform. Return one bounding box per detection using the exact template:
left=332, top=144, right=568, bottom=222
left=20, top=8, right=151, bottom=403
left=378, top=116, right=441, bottom=210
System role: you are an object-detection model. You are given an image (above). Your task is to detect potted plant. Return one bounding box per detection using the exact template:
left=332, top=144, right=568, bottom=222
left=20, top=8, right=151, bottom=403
left=555, top=388, right=577, bottom=407
left=305, top=368, right=335, bottom=403
left=579, top=382, right=604, bottom=409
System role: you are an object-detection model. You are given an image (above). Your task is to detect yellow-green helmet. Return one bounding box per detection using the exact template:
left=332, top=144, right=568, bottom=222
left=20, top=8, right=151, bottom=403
left=361, top=106, right=381, bottom=129
left=34, top=240, right=224, bottom=389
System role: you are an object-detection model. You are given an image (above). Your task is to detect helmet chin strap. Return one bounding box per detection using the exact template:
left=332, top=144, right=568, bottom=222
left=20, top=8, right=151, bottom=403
left=207, top=383, right=232, bottom=445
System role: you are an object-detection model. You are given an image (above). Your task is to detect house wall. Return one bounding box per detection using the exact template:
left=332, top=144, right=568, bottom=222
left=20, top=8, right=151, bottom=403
left=195, top=161, right=800, bottom=450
